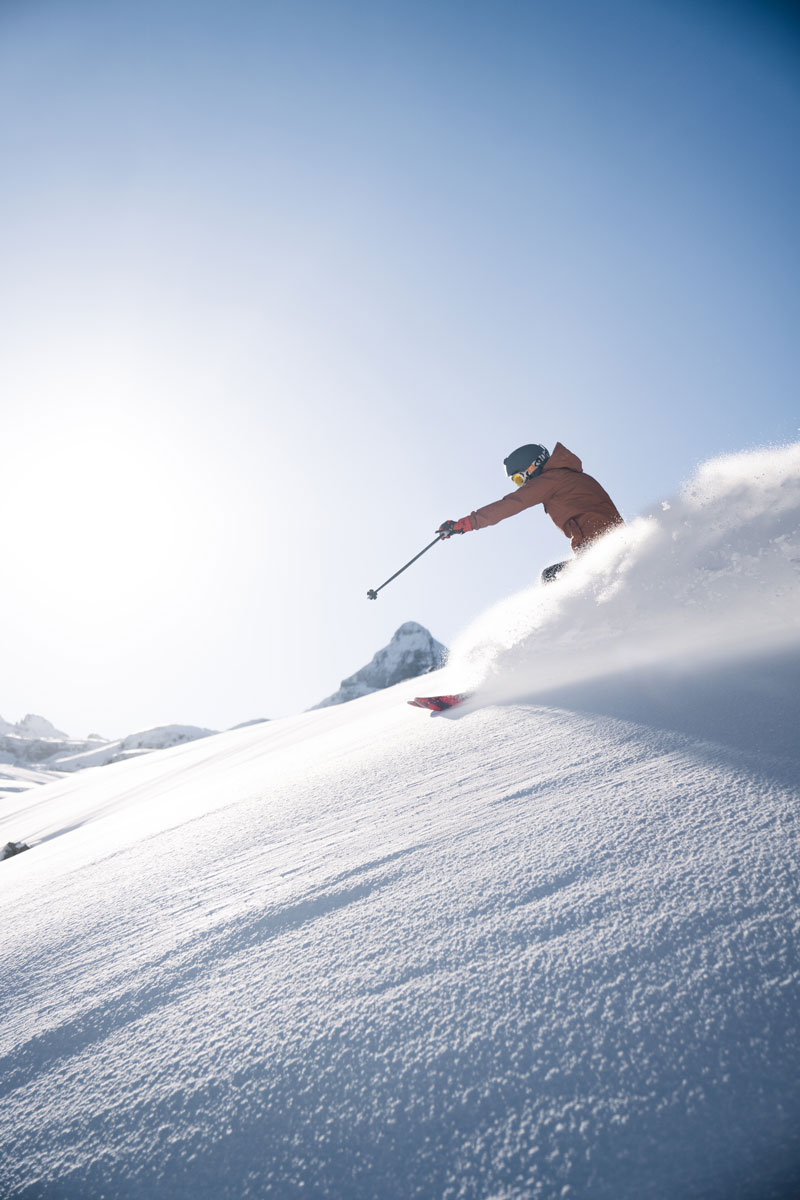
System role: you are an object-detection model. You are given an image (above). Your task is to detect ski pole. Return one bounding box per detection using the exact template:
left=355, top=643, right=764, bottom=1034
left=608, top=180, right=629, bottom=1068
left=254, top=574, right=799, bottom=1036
left=367, top=534, right=444, bottom=599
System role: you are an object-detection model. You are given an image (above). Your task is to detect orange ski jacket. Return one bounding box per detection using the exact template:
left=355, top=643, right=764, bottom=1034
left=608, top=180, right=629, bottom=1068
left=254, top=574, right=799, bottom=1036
left=467, top=443, right=624, bottom=552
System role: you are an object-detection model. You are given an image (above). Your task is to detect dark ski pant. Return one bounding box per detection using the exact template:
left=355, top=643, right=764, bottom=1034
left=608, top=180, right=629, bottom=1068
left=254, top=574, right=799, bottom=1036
left=541, top=560, right=570, bottom=585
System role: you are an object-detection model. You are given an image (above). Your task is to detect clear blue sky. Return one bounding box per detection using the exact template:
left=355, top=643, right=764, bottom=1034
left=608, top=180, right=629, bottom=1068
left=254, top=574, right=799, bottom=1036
left=1, top=0, right=798, bottom=735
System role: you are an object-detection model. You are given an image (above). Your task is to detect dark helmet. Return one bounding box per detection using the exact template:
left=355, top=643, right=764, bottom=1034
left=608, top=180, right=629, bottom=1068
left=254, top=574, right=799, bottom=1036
left=503, top=443, right=550, bottom=480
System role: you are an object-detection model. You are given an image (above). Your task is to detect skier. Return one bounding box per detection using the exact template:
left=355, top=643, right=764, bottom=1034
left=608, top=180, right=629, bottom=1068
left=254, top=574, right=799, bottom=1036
left=437, top=442, right=624, bottom=583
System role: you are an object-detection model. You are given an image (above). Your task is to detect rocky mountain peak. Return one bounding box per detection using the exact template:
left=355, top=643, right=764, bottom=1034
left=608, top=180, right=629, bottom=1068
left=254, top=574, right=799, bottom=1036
left=15, top=714, right=68, bottom=740
left=314, top=622, right=447, bottom=709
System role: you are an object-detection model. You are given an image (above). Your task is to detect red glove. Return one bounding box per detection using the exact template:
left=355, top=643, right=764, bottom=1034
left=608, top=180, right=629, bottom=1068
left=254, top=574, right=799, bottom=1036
left=437, top=517, right=474, bottom=538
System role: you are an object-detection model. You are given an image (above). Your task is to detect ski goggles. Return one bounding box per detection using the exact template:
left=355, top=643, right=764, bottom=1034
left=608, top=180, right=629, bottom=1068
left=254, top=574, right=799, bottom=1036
left=510, top=472, right=527, bottom=488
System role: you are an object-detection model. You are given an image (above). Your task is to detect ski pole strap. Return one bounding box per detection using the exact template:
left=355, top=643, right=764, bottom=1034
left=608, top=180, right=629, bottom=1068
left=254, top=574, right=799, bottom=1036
left=367, top=534, right=444, bottom=599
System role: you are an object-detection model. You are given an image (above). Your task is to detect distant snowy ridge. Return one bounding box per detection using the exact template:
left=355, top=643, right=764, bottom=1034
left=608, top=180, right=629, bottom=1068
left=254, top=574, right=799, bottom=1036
left=0, top=720, right=217, bottom=800
left=0, top=713, right=69, bottom=739
left=313, top=621, right=446, bottom=708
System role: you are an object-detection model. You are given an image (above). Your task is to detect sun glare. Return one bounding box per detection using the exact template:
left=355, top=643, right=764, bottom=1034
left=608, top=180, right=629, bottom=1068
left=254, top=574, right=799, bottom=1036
left=4, top=407, right=206, bottom=634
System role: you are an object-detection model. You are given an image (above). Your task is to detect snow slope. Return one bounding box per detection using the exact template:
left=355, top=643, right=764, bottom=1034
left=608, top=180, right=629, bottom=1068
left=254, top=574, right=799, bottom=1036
left=2, top=445, right=799, bottom=1200
left=1, top=621, right=445, bottom=803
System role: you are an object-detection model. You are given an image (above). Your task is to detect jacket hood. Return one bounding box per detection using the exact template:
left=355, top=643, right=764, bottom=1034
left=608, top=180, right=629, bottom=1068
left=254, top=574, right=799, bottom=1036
left=545, top=442, right=583, bottom=472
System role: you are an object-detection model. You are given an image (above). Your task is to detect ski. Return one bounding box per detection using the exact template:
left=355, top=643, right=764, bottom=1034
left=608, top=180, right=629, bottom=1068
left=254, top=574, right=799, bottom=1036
left=408, top=693, right=470, bottom=715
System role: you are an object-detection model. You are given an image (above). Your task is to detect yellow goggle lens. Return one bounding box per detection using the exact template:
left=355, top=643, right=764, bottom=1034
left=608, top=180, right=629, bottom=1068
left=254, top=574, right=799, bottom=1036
left=511, top=473, right=526, bottom=488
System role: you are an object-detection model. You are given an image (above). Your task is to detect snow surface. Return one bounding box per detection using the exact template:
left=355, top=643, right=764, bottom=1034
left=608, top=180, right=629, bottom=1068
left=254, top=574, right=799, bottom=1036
left=2, top=444, right=799, bottom=1200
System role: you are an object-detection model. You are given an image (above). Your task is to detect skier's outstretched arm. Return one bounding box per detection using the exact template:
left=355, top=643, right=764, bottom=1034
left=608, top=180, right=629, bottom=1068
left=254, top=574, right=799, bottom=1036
left=438, top=478, right=546, bottom=537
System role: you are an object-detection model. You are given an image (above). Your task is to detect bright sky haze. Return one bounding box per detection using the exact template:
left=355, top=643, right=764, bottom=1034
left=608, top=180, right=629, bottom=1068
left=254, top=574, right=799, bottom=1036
left=1, top=0, right=798, bottom=736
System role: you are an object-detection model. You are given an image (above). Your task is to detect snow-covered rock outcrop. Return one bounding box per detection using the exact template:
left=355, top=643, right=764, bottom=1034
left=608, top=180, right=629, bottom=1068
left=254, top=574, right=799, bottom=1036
left=313, top=621, right=446, bottom=708
left=8, top=714, right=69, bottom=739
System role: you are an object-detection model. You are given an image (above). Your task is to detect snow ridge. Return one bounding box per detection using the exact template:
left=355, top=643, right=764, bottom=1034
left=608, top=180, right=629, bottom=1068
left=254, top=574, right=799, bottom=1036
left=0, top=722, right=217, bottom=800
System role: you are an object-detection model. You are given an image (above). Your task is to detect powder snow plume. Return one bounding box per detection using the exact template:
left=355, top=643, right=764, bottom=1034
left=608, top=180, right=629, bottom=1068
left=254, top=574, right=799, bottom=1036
left=442, top=442, right=800, bottom=709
